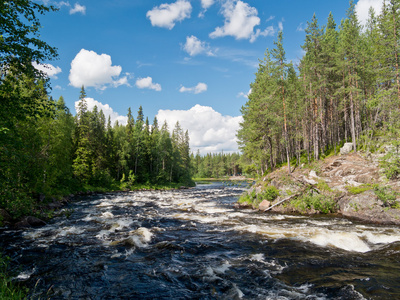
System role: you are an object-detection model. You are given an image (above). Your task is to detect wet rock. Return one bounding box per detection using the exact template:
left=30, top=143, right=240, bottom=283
left=340, top=143, right=353, bottom=155
left=0, top=209, right=13, bottom=225
left=15, top=216, right=47, bottom=229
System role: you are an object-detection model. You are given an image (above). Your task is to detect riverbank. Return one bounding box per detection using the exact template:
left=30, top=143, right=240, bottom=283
left=238, top=150, right=400, bottom=225
left=0, top=182, right=195, bottom=229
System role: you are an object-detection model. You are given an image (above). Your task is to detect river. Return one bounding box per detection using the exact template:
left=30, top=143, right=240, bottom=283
left=1, top=182, right=400, bottom=299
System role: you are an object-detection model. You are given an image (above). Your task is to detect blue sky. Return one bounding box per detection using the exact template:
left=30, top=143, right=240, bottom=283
left=36, top=0, right=383, bottom=154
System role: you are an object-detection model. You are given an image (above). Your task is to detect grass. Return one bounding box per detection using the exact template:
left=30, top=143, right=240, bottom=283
left=345, top=184, right=373, bottom=195
left=0, top=253, right=27, bottom=300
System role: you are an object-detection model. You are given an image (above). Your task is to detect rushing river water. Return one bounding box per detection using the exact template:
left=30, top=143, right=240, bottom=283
left=1, top=182, right=400, bottom=299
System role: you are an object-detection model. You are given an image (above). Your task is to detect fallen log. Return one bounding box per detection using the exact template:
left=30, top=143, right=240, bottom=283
left=262, top=193, right=300, bottom=212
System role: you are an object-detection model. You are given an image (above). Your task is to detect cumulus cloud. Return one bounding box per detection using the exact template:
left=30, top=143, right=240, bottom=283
left=355, top=0, right=383, bottom=28
left=179, top=82, right=207, bottom=94
left=156, top=104, right=242, bottom=154
left=69, top=49, right=129, bottom=90
left=183, top=35, right=215, bottom=56
left=75, top=97, right=128, bottom=126
left=146, top=0, right=192, bottom=29
left=70, top=3, right=86, bottom=15
left=199, top=0, right=215, bottom=17
left=32, top=62, right=62, bottom=79
left=210, top=0, right=263, bottom=42
left=136, top=77, right=162, bottom=91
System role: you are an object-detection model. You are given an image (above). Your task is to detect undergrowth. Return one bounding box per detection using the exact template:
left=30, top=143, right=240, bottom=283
left=239, top=185, right=279, bottom=208
left=0, top=253, right=27, bottom=300
left=290, top=191, right=337, bottom=214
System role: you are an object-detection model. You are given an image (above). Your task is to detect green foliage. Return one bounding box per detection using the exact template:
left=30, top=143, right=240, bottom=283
left=238, top=185, right=279, bottom=208
left=260, top=185, right=280, bottom=201
left=291, top=192, right=337, bottom=214
left=316, top=180, right=332, bottom=192
left=237, top=0, right=400, bottom=177
left=381, top=156, right=400, bottom=180
left=192, top=151, right=243, bottom=179
left=0, top=253, right=27, bottom=299
left=346, top=184, right=373, bottom=195
left=373, top=185, right=398, bottom=208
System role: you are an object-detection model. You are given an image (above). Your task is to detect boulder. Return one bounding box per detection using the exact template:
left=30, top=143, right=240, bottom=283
left=15, top=216, right=46, bottom=229
left=0, top=209, right=13, bottom=225
left=258, top=200, right=271, bottom=211
left=340, top=143, right=353, bottom=155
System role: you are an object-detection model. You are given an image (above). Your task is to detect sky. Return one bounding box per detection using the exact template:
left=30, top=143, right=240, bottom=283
left=36, top=0, right=384, bottom=155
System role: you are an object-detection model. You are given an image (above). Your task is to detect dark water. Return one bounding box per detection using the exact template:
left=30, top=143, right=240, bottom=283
left=1, top=182, right=400, bottom=299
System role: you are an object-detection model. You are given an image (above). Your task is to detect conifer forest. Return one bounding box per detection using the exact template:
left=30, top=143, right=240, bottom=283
left=238, top=1, right=400, bottom=176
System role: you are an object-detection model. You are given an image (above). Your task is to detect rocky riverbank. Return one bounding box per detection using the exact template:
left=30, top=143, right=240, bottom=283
left=238, top=149, right=400, bottom=225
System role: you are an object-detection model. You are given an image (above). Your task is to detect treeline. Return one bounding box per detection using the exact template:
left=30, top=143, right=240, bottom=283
left=0, top=1, right=193, bottom=218
left=1, top=81, right=193, bottom=218
left=238, top=0, right=400, bottom=176
left=191, top=152, right=242, bottom=178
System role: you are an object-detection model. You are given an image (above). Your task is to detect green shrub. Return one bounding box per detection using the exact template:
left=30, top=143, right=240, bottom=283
left=382, top=157, right=400, bottom=180
left=291, top=192, right=337, bottom=214
left=373, top=185, right=398, bottom=208
left=261, top=185, right=280, bottom=201
left=238, top=185, right=279, bottom=208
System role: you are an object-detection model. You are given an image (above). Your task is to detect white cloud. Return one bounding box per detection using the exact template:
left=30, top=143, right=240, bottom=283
left=250, top=26, right=275, bottom=42
left=146, top=0, right=192, bottom=29
left=75, top=97, right=128, bottom=126
left=183, top=35, right=215, bottom=56
left=296, top=22, right=306, bottom=32
left=179, top=82, right=207, bottom=94
left=209, top=0, right=261, bottom=42
left=32, top=62, right=62, bottom=79
left=355, top=0, right=383, bottom=28
left=70, top=3, right=86, bottom=15
left=278, top=21, right=283, bottom=31
left=69, top=49, right=129, bottom=90
left=156, top=104, right=242, bottom=154
left=135, top=77, right=162, bottom=91
left=237, top=88, right=251, bottom=98
left=201, top=0, right=214, bottom=10
left=199, top=0, right=215, bottom=17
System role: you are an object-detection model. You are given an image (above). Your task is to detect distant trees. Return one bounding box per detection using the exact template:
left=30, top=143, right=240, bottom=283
left=238, top=0, right=400, bottom=175
left=192, top=152, right=242, bottom=178
left=72, top=87, right=194, bottom=187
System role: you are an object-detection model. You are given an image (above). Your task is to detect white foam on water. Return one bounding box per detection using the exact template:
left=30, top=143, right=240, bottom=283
left=96, top=230, right=110, bottom=240
left=15, top=267, right=36, bottom=280
left=57, top=226, right=85, bottom=237
left=134, top=227, right=153, bottom=242
left=101, top=211, right=114, bottom=219
left=173, top=213, right=229, bottom=224
left=362, top=231, right=400, bottom=245
left=213, top=261, right=231, bottom=274
left=232, top=223, right=376, bottom=252
left=250, top=253, right=265, bottom=262
left=309, top=230, right=371, bottom=253
left=115, top=218, right=133, bottom=229
left=97, top=201, right=113, bottom=207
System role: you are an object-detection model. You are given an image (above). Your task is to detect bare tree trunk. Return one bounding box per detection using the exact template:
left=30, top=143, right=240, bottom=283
left=349, top=69, right=357, bottom=153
